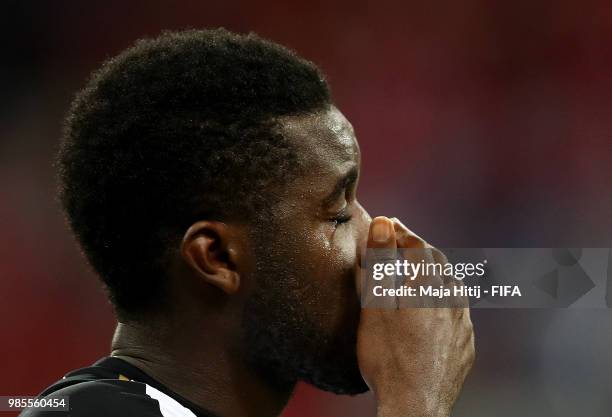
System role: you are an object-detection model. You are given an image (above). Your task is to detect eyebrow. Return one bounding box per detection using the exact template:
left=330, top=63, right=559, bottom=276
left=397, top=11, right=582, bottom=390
left=322, top=166, right=359, bottom=207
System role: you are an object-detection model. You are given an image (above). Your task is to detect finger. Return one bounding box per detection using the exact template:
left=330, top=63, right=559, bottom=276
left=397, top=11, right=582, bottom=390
left=391, top=218, right=446, bottom=271
left=393, top=221, right=463, bottom=307
left=391, top=219, right=433, bottom=281
left=431, top=246, right=448, bottom=265
left=389, top=217, right=435, bottom=284
left=390, top=217, right=427, bottom=249
left=390, top=217, right=440, bottom=287
left=370, top=216, right=397, bottom=249
left=362, top=217, right=398, bottom=308
left=460, top=321, right=476, bottom=377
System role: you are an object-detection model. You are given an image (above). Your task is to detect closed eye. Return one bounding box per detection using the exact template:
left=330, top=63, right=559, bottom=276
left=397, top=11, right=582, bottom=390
left=330, top=209, right=353, bottom=226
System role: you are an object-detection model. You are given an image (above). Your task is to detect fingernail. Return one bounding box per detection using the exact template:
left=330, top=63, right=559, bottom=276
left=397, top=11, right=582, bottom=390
left=372, top=218, right=391, bottom=242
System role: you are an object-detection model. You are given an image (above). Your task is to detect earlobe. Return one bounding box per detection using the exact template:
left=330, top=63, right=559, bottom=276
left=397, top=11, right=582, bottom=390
left=181, top=221, right=241, bottom=294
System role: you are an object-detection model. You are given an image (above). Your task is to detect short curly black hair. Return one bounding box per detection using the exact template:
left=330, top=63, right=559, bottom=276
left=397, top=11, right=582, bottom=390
left=58, top=29, right=331, bottom=318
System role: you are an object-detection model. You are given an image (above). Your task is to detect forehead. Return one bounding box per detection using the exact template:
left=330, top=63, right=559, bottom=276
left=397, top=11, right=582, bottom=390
left=277, top=106, right=360, bottom=173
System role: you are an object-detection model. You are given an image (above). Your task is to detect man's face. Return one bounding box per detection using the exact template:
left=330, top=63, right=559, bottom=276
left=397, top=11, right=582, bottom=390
left=243, top=106, right=372, bottom=395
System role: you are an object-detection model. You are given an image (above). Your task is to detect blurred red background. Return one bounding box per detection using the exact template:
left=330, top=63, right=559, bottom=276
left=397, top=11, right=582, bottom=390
left=2, top=1, right=612, bottom=416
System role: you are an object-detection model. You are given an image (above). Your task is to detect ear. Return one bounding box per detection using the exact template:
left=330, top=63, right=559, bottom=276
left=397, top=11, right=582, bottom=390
left=180, top=221, right=241, bottom=294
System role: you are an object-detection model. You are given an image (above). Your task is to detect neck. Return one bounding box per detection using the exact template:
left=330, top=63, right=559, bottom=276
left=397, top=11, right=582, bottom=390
left=110, top=319, right=294, bottom=417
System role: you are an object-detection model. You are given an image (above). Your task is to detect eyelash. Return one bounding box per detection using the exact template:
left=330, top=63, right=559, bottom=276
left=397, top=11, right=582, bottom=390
left=331, top=211, right=353, bottom=226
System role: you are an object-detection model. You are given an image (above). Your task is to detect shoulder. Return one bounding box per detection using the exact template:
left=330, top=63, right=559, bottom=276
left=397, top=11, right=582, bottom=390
left=19, top=379, right=194, bottom=417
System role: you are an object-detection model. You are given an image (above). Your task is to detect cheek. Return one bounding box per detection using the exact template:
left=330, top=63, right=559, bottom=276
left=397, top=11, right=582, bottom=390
left=300, top=226, right=360, bottom=315
left=308, top=223, right=358, bottom=276
left=314, top=207, right=370, bottom=268
left=309, top=204, right=371, bottom=279
left=330, top=228, right=359, bottom=272
left=281, top=224, right=363, bottom=331
left=313, top=228, right=362, bottom=328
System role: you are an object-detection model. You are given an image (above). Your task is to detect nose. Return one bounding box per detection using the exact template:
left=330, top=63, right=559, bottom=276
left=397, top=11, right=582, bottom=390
left=354, top=203, right=371, bottom=299
left=354, top=202, right=372, bottom=266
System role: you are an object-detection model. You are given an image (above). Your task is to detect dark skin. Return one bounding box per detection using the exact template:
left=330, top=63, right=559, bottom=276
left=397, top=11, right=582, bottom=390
left=111, top=106, right=474, bottom=417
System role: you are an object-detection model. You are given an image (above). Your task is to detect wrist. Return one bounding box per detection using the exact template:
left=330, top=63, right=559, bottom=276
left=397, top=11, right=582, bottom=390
left=375, top=388, right=448, bottom=417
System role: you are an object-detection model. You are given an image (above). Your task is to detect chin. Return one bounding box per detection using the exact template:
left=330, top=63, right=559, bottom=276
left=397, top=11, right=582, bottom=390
left=300, top=367, right=370, bottom=396
left=298, top=311, right=370, bottom=395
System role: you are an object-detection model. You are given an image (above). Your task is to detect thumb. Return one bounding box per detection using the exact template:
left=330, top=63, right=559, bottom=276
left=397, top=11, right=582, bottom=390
left=368, top=216, right=397, bottom=249
left=360, top=216, right=398, bottom=307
